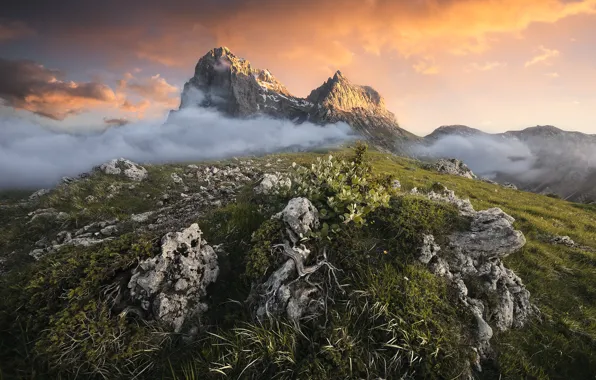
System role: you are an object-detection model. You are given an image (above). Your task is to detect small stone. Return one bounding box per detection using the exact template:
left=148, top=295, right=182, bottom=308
left=171, top=173, right=184, bottom=184
left=418, top=234, right=440, bottom=264
left=29, top=189, right=50, bottom=201
left=100, top=225, right=118, bottom=236
left=550, top=235, right=576, bottom=247
left=255, top=173, right=291, bottom=195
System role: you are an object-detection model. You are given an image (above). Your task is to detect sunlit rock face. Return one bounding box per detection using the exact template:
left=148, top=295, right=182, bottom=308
left=173, top=47, right=418, bottom=151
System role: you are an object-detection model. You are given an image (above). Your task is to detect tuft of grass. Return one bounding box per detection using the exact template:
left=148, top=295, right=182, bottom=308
left=0, top=233, right=166, bottom=379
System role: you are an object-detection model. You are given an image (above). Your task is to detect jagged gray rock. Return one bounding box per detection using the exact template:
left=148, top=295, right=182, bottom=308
left=254, top=173, right=291, bottom=195
left=251, top=198, right=328, bottom=323
left=419, top=234, right=440, bottom=264
left=29, top=188, right=50, bottom=201
left=274, top=197, right=320, bottom=244
left=128, top=223, right=219, bottom=332
left=99, top=158, right=148, bottom=181
left=27, top=208, right=69, bottom=223
left=427, top=187, right=476, bottom=216
left=171, top=173, right=184, bottom=184
left=28, top=218, right=121, bottom=260
left=449, top=208, right=526, bottom=259
left=550, top=235, right=576, bottom=247
left=430, top=158, right=477, bottom=179
left=418, top=187, right=535, bottom=364
left=29, top=236, right=114, bottom=260
left=131, top=211, right=155, bottom=223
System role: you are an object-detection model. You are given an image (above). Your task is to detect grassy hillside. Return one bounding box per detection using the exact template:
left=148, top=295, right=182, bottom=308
left=0, top=147, right=594, bottom=379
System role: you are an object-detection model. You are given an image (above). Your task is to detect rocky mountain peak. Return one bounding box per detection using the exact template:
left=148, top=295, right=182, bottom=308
left=307, top=71, right=385, bottom=112
left=176, top=46, right=297, bottom=117
left=173, top=47, right=418, bottom=149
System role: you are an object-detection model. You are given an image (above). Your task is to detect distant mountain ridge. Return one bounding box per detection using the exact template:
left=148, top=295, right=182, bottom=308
left=171, top=47, right=417, bottom=150
left=423, top=125, right=596, bottom=203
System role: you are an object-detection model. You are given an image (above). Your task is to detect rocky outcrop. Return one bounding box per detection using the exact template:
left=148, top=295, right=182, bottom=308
left=250, top=198, right=330, bottom=323
left=29, top=188, right=50, bottom=201
left=254, top=173, right=291, bottom=195
left=429, top=158, right=477, bottom=179
left=27, top=208, right=69, bottom=223
left=417, top=187, right=535, bottom=365
left=128, top=223, right=219, bottom=332
left=99, top=158, right=148, bottom=182
left=448, top=208, right=526, bottom=259
left=25, top=162, right=260, bottom=262
left=28, top=218, right=120, bottom=260
left=426, top=186, right=476, bottom=216
left=172, top=47, right=417, bottom=151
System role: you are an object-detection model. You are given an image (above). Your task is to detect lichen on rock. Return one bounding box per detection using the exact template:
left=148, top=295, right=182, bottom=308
left=417, top=186, right=536, bottom=364
left=127, top=223, right=219, bottom=332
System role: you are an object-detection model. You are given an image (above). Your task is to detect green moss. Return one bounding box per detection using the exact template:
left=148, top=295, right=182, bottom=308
left=244, top=218, right=285, bottom=281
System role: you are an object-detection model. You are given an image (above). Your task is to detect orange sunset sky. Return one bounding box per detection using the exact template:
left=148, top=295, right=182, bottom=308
left=1, top=0, right=595, bottom=135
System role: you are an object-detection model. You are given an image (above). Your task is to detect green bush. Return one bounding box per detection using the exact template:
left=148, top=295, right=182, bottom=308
left=288, top=143, right=396, bottom=226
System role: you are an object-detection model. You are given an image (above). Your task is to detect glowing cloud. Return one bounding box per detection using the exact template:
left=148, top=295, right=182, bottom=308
left=525, top=46, right=560, bottom=67
left=0, top=58, right=117, bottom=120
left=413, top=59, right=439, bottom=75
left=466, top=61, right=507, bottom=72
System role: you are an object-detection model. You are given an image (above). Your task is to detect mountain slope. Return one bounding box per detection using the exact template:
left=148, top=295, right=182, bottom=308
left=171, top=47, right=417, bottom=150
left=0, top=147, right=595, bottom=379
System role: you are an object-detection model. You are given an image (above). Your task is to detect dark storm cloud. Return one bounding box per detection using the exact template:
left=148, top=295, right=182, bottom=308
left=0, top=19, right=35, bottom=41
left=0, top=58, right=117, bottom=120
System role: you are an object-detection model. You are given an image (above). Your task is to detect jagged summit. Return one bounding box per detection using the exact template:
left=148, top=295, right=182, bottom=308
left=173, top=47, right=418, bottom=150
left=307, top=70, right=385, bottom=111
left=178, top=46, right=296, bottom=117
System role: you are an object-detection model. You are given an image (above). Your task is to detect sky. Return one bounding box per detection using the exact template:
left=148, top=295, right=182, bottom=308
left=1, top=0, right=595, bottom=136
